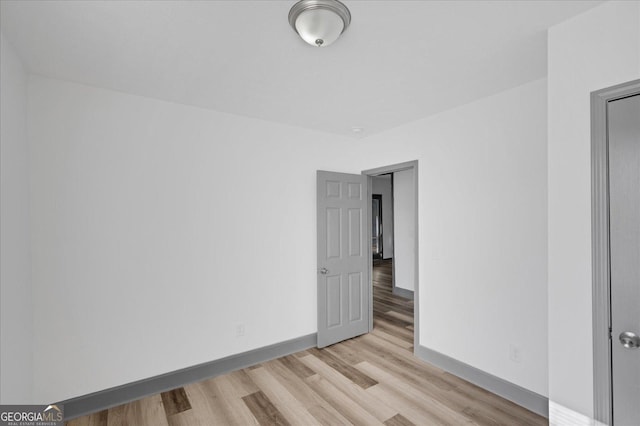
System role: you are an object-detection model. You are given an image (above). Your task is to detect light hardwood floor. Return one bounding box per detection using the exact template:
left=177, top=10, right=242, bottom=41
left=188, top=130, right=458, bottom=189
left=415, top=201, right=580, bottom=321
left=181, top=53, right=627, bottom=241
left=67, top=260, right=546, bottom=425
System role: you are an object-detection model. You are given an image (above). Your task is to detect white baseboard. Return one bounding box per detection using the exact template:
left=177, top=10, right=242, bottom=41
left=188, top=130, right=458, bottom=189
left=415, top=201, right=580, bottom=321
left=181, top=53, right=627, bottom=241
left=549, top=401, right=608, bottom=426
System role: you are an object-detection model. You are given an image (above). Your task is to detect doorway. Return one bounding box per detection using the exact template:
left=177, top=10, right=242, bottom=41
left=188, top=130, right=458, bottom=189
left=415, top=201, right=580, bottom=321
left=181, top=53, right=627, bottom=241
left=372, top=194, right=384, bottom=260
left=363, top=161, right=419, bottom=351
left=592, top=79, right=640, bottom=425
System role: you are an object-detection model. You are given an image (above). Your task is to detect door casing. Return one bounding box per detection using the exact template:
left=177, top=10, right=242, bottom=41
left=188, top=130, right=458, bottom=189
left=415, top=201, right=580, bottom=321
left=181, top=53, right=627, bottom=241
left=591, top=78, right=640, bottom=425
left=363, top=161, right=419, bottom=349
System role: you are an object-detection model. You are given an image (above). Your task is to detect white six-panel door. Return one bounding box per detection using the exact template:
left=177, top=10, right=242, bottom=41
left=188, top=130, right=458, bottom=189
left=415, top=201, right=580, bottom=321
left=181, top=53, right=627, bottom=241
left=608, top=93, right=640, bottom=425
left=317, top=171, right=369, bottom=348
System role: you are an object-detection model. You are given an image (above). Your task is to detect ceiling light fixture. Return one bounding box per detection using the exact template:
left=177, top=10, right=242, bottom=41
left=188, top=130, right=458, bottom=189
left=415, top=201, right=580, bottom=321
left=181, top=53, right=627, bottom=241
left=288, top=0, right=351, bottom=48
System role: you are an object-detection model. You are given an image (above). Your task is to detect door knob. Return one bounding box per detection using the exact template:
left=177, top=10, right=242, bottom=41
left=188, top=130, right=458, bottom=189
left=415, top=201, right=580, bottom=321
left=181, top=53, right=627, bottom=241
left=319, top=267, right=329, bottom=275
left=619, top=331, right=640, bottom=349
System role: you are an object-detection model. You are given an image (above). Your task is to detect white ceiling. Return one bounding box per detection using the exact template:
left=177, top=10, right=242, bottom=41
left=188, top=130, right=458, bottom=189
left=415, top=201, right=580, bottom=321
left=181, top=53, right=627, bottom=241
left=1, top=0, right=603, bottom=138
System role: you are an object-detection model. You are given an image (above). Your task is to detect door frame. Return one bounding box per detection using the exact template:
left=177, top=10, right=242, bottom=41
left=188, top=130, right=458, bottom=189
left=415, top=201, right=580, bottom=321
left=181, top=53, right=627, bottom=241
left=591, top=78, right=640, bottom=425
left=363, top=160, right=419, bottom=350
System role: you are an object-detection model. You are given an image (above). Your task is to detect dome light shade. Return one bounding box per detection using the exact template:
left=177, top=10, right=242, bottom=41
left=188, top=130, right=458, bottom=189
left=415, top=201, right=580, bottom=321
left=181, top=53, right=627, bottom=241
left=289, top=0, right=351, bottom=47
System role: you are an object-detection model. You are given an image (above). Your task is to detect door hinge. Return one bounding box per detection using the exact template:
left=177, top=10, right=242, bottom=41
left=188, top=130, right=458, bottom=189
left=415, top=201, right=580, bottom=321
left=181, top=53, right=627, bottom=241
left=608, top=327, right=612, bottom=340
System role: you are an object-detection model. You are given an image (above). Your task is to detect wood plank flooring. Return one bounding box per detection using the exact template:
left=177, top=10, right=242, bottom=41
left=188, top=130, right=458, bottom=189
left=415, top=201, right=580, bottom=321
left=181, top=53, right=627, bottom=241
left=67, top=259, right=546, bottom=426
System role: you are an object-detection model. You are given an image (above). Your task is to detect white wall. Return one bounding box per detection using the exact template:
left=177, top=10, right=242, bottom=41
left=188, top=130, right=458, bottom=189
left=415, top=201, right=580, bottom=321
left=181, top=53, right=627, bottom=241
left=355, top=79, right=549, bottom=397
left=372, top=175, right=393, bottom=259
left=0, top=34, right=33, bottom=404
left=547, top=0, right=640, bottom=417
left=392, top=169, right=415, bottom=292
left=27, top=76, right=360, bottom=403
left=24, top=70, right=550, bottom=404
left=26, top=75, right=549, bottom=403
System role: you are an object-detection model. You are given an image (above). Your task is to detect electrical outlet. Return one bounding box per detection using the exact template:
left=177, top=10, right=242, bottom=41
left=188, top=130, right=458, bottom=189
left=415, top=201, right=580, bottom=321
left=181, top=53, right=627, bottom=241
left=509, top=344, right=522, bottom=363
left=235, top=323, right=245, bottom=337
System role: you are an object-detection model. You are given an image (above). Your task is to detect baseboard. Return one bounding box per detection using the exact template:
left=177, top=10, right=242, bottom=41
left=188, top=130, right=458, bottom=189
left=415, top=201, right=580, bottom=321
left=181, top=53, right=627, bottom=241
left=415, top=345, right=549, bottom=418
left=549, top=401, right=607, bottom=426
left=60, top=333, right=317, bottom=420
left=391, top=287, right=414, bottom=300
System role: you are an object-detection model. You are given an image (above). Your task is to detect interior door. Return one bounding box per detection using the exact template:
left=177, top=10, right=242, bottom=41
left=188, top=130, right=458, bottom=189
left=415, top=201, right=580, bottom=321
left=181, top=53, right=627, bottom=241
left=317, top=171, right=369, bottom=348
left=609, top=93, right=640, bottom=425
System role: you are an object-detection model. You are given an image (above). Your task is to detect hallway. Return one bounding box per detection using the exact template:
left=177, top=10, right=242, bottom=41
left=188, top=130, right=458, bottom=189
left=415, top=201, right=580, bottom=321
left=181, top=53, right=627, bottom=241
left=372, top=259, right=414, bottom=348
